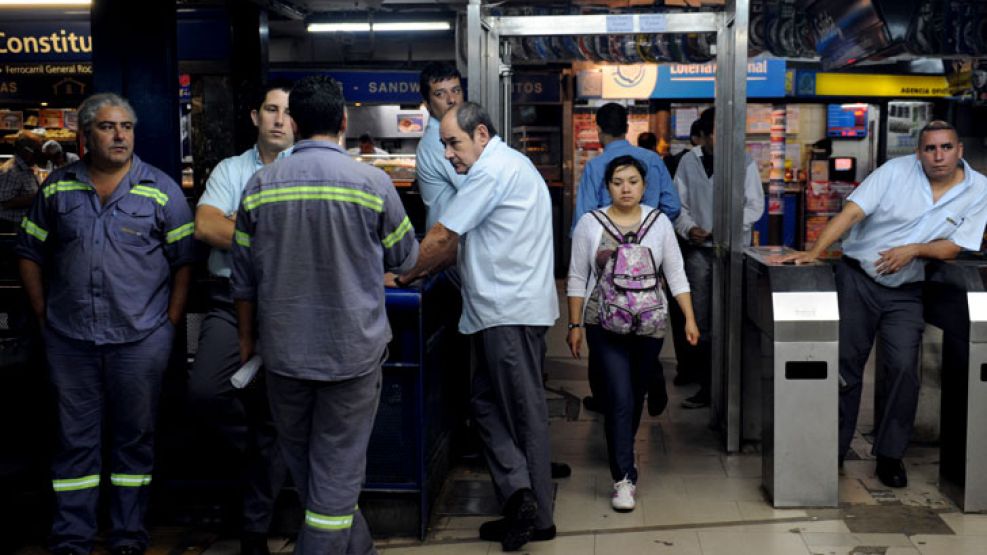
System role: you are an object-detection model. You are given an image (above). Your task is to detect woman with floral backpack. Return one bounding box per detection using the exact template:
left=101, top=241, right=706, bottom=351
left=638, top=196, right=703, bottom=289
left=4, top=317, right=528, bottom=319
left=566, top=155, right=699, bottom=512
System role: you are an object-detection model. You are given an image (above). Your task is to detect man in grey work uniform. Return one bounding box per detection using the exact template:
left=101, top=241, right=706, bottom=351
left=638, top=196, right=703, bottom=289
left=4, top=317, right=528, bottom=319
left=189, top=81, right=293, bottom=555
left=396, top=102, right=558, bottom=552
left=232, top=75, right=418, bottom=555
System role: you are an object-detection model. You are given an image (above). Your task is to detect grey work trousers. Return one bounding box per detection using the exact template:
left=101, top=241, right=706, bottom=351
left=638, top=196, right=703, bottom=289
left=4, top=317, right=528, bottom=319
left=267, top=367, right=382, bottom=555
left=836, top=259, right=925, bottom=460
left=471, top=325, right=555, bottom=529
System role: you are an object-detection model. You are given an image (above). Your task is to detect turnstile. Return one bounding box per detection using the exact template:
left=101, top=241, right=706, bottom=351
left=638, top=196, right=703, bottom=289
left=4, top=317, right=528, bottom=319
left=743, top=246, right=839, bottom=507
left=924, top=259, right=987, bottom=512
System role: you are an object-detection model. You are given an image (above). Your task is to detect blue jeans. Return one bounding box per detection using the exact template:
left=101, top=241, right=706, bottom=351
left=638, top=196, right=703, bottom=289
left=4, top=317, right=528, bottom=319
left=586, top=325, right=663, bottom=483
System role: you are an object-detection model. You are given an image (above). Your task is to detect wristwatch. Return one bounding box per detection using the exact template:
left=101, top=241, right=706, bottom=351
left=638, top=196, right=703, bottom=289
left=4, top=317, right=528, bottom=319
left=567, top=323, right=584, bottom=330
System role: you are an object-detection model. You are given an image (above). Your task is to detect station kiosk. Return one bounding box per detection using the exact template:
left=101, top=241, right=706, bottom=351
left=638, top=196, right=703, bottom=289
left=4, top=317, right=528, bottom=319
left=924, top=259, right=987, bottom=513
left=743, top=246, right=839, bottom=507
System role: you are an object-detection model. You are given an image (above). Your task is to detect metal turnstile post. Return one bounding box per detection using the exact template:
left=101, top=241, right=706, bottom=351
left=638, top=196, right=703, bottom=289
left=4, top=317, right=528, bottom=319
left=925, top=260, right=987, bottom=512
left=743, top=247, right=839, bottom=508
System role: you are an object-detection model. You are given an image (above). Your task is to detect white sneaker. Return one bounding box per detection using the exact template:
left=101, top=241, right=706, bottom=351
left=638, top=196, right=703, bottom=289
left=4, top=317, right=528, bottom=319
left=611, top=477, right=636, bottom=512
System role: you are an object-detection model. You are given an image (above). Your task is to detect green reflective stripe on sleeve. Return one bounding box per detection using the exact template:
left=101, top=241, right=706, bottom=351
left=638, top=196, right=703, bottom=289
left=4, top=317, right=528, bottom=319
left=305, top=510, right=353, bottom=531
left=130, top=185, right=169, bottom=206
left=52, top=474, right=100, bottom=492
left=234, top=230, right=251, bottom=248
left=43, top=180, right=93, bottom=198
left=381, top=216, right=412, bottom=248
left=110, top=473, right=152, bottom=487
left=242, top=186, right=383, bottom=213
left=166, top=222, right=194, bottom=244
left=20, top=217, right=48, bottom=242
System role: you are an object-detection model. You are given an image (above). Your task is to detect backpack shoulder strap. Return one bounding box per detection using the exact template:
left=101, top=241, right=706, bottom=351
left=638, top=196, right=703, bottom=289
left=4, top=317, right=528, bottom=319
left=635, top=209, right=662, bottom=243
left=590, top=209, right=625, bottom=243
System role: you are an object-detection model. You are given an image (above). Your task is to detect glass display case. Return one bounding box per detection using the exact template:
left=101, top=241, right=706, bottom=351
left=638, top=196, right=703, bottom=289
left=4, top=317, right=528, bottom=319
left=511, top=126, right=561, bottom=182
left=352, top=153, right=417, bottom=186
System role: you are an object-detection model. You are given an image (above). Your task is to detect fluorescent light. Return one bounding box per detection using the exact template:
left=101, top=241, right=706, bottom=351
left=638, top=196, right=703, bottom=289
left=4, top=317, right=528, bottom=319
left=374, top=21, right=450, bottom=32
left=308, top=22, right=371, bottom=33
left=0, top=0, right=90, bottom=6
left=307, top=21, right=450, bottom=33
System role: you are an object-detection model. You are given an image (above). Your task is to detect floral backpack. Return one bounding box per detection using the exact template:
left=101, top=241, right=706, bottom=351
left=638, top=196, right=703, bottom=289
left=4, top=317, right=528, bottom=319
left=591, top=209, right=666, bottom=335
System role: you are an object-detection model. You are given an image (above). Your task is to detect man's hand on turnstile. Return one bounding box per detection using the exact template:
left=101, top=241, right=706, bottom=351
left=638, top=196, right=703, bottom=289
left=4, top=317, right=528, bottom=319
left=773, top=251, right=818, bottom=266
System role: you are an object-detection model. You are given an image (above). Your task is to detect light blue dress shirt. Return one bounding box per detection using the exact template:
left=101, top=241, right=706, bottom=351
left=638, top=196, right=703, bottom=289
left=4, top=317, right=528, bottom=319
left=843, top=155, right=987, bottom=287
left=416, top=117, right=465, bottom=230
left=198, top=144, right=292, bottom=277
left=440, top=136, right=560, bottom=334
left=572, top=138, right=680, bottom=232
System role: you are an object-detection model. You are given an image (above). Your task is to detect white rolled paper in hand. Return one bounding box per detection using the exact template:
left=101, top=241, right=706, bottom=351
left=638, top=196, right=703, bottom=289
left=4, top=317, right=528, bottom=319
left=231, top=354, right=263, bottom=389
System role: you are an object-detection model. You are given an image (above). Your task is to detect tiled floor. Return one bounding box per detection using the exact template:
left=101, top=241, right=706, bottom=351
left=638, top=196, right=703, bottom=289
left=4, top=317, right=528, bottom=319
left=14, top=299, right=987, bottom=555
left=369, top=317, right=987, bottom=554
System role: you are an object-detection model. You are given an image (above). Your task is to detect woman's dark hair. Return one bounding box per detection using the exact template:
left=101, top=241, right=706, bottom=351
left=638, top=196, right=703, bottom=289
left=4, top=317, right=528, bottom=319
left=604, top=155, right=647, bottom=185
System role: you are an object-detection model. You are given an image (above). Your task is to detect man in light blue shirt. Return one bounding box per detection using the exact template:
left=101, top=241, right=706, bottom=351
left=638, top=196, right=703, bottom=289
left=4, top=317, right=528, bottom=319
left=189, top=81, right=294, bottom=555
left=416, top=62, right=466, bottom=230
left=396, top=102, right=559, bottom=552
left=571, top=102, right=680, bottom=233
left=783, top=121, right=987, bottom=489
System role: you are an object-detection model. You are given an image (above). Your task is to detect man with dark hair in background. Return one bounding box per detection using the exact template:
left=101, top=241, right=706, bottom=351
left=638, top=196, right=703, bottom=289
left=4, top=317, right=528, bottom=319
left=17, top=92, right=194, bottom=555
left=396, top=101, right=559, bottom=552
left=189, top=80, right=294, bottom=555
left=416, top=61, right=466, bottom=229
left=232, top=75, right=418, bottom=555
left=781, top=120, right=987, bottom=488
left=636, top=131, right=658, bottom=152
left=0, top=131, right=42, bottom=230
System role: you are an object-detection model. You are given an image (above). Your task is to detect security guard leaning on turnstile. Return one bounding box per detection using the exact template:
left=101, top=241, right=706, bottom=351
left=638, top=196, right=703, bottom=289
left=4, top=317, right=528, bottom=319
left=16, top=93, right=194, bottom=555
left=780, top=120, right=987, bottom=489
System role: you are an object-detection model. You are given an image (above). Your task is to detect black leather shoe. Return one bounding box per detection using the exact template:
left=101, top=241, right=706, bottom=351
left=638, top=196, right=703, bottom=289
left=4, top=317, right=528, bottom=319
left=647, top=380, right=669, bottom=416
left=479, top=519, right=556, bottom=542
left=681, top=390, right=710, bottom=409
left=110, top=546, right=144, bottom=555
left=876, top=456, right=907, bottom=488
left=501, top=488, right=538, bottom=552
left=582, top=395, right=603, bottom=413
left=241, top=532, right=272, bottom=555
left=551, top=462, right=571, bottom=479
left=673, top=373, right=696, bottom=386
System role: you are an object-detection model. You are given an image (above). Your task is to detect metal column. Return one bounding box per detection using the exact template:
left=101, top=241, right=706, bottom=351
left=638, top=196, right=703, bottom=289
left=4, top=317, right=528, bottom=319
left=712, top=0, right=750, bottom=452
left=470, top=6, right=745, bottom=451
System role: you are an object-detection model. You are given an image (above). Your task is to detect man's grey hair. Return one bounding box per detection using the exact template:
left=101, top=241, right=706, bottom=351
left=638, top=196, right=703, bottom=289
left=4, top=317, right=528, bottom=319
left=77, top=93, right=138, bottom=139
left=455, top=101, right=498, bottom=139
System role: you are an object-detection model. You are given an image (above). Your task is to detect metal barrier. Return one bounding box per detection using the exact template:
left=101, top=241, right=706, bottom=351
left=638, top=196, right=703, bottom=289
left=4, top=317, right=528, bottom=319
left=743, top=246, right=839, bottom=508
left=924, top=259, right=987, bottom=512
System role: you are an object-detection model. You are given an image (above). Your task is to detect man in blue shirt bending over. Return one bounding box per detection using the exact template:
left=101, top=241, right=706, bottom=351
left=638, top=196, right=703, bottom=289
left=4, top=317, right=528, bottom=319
left=782, top=120, right=987, bottom=489
left=573, top=102, right=681, bottom=414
